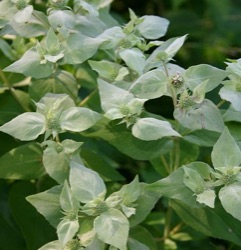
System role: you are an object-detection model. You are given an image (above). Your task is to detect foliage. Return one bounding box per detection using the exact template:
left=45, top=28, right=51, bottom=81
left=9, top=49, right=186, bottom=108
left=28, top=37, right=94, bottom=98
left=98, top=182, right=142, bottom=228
left=0, top=0, right=241, bottom=249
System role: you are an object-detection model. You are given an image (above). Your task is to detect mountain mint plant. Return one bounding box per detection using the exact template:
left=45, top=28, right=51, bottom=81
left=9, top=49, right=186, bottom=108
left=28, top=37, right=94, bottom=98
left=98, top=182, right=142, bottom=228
left=0, top=0, right=241, bottom=249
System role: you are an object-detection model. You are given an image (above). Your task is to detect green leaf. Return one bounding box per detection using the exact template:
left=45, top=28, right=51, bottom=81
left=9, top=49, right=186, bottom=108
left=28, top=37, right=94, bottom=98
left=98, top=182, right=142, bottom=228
left=94, top=208, right=129, bottom=250
left=88, top=122, right=174, bottom=160
left=119, top=48, right=145, bottom=75
left=69, top=161, right=106, bottom=203
left=0, top=112, right=45, bottom=141
left=132, top=118, right=180, bottom=141
left=0, top=143, right=45, bottom=180
left=147, top=167, right=199, bottom=207
left=9, top=181, right=56, bottom=250
left=0, top=90, right=31, bottom=125
left=151, top=140, right=199, bottom=177
left=26, top=185, right=63, bottom=228
left=174, top=99, right=224, bottom=132
left=129, top=69, right=168, bottom=99
left=80, top=147, right=125, bottom=182
left=129, top=225, right=157, bottom=250
left=0, top=212, right=25, bottom=250
left=219, top=183, right=241, bottom=221
left=184, top=64, right=227, bottom=92
left=60, top=181, right=79, bottom=212
left=171, top=200, right=241, bottom=246
left=127, top=238, right=149, bottom=250
left=136, top=15, right=169, bottom=39
left=29, top=70, right=78, bottom=102
left=60, top=107, right=101, bottom=132
left=57, top=218, right=79, bottom=245
left=183, top=129, right=220, bottom=147
left=129, top=183, right=160, bottom=227
left=3, top=48, right=53, bottom=79
left=211, top=127, right=241, bottom=170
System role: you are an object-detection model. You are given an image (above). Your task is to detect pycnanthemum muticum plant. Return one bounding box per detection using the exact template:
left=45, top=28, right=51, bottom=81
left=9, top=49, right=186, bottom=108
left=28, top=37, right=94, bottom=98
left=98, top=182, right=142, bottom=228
left=0, top=0, right=241, bottom=249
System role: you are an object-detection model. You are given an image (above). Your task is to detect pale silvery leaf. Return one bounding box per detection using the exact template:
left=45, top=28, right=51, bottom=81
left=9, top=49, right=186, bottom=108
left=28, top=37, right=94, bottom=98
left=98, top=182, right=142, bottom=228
left=98, top=27, right=125, bottom=50
left=46, top=28, right=60, bottom=50
left=196, top=189, right=216, bottom=208
left=64, top=33, right=100, bottom=64
left=226, top=58, right=241, bottom=76
left=60, top=107, right=101, bottom=132
left=223, top=107, right=241, bottom=123
left=26, top=185, right=62, bottom=228
left=132, top=118, right=180, bottom=141
left=44, top=52, right=64, bottom=63
left=165, top=35, right=187, bottom=59
left=94, top=209, right=129, bottom=250
left=219, top=87, right=241, bottom=112
left=38, top=240, right=62, bottom=250
left=14, top=5, right=33, bottom=23
left=105, top=108, right=124, bottom=120
left=61, top=139, right=83, bottom=155
left=60, top=181, right=79, bottom=212
left=89, top=60, right=127, bottom=81
left=98, top=79, right=134, bottom=111
left=57, top=218, right=79, bottom=245
left=192, top=80, right=208, bottom=104
left=183, top=167, right=205, bottom=192
left=3, top=48, right=53, bottom=79
left=119, top=48, right=145, bottom=75
left=42, top=142, right=70, bottom=184
left=145, top=35, right=187, bottom=70
left=36, top=93, right=75, bottom=116
left=119, top=176, right=141, bottom=204
left=136, top=15, right=169, bottom=39
left=184, top=64, right=227, bottom=92
left=211, top=127, right=241, bottom=170
left=121, top=205, right=136, bottom=218
left=48, top=10, right=76, bottom=30
left=219, top=183, right=241, bottom=221
left=174, top=99, right=224, bottom=132
left=129, top=69, right=168, bottom=99
left=69, top=161, right=106, bottom=203
left=0, top=112, right=45, bottom=141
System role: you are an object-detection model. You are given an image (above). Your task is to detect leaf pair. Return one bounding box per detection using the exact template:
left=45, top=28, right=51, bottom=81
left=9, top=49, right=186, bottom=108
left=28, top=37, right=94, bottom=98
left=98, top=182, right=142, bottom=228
left=0, top=93, right=101, bottom=141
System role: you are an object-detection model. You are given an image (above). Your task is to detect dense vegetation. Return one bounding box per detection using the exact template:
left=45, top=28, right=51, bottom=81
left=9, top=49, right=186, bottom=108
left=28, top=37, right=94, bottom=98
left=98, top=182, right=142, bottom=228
left=0, top=0, right=241, bottom=249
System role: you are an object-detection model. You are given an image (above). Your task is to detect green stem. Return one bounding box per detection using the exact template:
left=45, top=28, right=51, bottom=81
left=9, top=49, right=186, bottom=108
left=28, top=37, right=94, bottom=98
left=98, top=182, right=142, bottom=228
left=216, top=99, right=226, bottom=108
left=0, top=68, right=31, bottom=112
left=163, top=205, right=173, bottom=239
left=161, top=155, right=170, bottom=174
left=174, top=139, right=180, bottom=170
left=163, top=61, right=169, bottom=77
left=79, top=89, right=97, bottom=107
